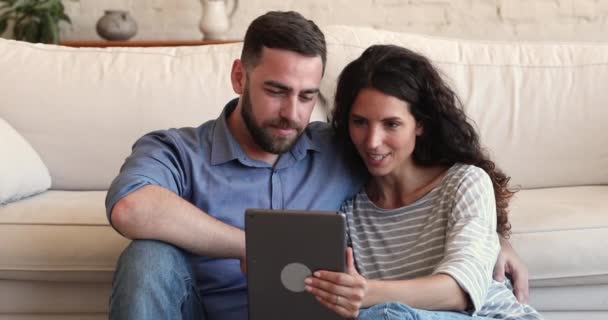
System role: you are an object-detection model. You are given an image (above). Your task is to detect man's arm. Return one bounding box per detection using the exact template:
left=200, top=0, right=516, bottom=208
left=494, top=237, right=530, bottom=303
left=111, top=184, right=245, bottom=259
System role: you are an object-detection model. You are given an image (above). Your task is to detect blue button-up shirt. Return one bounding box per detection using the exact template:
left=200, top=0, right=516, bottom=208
left=106, top=99, right=363, bottom=319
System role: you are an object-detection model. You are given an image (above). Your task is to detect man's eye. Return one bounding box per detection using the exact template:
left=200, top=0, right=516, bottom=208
left=299, top=95, right=314, bottom=102
left=265, top=89, right=283, bottom=95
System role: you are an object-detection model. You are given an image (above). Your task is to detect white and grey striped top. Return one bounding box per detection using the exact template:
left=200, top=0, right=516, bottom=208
left=342, top=163, right=542, bottom=319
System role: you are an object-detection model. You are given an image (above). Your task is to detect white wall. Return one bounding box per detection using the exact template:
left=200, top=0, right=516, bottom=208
left=14, top=0, right=608, bottom=41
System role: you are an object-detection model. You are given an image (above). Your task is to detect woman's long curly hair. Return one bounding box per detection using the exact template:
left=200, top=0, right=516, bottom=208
left=331, top=45, right=513, bottom=237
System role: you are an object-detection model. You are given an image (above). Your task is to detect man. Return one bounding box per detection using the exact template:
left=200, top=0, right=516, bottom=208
left=106, top=11, right=528, bottom=320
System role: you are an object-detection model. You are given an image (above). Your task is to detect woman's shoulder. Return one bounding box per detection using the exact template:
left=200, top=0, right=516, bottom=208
left=444, top=163, right=492, bottom=189
left=340, top=190, right=366, bottom=211
left=438, top=164, right=494, bottom=206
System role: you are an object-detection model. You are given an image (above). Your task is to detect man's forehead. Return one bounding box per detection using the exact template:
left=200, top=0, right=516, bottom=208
left=256, top=47, right=323, bottom=71
left=249, top=47, right=323, bottom=90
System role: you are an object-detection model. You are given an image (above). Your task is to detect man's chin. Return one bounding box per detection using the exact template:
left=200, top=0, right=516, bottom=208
left=262, top=136, right=298, bottom=154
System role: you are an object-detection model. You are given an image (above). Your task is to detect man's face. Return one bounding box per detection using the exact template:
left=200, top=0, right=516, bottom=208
left=237, top=48, right=323, bottom=154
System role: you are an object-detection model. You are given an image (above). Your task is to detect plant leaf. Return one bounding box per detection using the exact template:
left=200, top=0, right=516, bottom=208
left=59, top=12, right=70, bottom=23
left=34, top=0, right=60, bottom=11
left=10, top=0, right=32, bottom=11
left=0, top=18, right=8, bottom=34
left=2, top=0, right=70, bottom=42
left=0, top=11, right=14, bottom=21
left=14, top=15, right=39, bottom=42
left=39, top=10, right=57, bottom=43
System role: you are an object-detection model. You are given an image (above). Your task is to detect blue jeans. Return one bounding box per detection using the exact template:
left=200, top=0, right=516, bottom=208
left=109, top=240, right=206, bottom=320
left=358, top=302, right=493, bottom=320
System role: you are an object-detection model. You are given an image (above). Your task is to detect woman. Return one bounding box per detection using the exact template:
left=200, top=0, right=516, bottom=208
left=304, top=45, right=541, bottom=320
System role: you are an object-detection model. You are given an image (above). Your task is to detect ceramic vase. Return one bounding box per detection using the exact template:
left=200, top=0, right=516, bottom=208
left=199, top=0, right=238, bottom=40
left=96, top=10, right=138, bottom=41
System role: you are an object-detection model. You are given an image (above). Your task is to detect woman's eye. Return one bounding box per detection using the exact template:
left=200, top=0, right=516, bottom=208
left=386, top=122, right=400, bottom=129
left=351, top=118, right=365, bottom=126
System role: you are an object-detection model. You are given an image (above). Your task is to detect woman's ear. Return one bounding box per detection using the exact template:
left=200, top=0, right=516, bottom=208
left=415, top=122, right=424, bottom=136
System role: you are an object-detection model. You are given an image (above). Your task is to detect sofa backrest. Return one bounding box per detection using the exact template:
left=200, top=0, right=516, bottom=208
left=322, top=26, right=608, bottom=189
left=0, top=40, right=327, bottom=190
left=1, top=26, right=607, bottom=190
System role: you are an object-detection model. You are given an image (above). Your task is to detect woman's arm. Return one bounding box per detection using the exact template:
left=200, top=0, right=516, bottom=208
left=307, top=167, right=500, bottom=316
left=364, top=274, right=468, bottom=311
left=305, top=249, right=468, bottom=317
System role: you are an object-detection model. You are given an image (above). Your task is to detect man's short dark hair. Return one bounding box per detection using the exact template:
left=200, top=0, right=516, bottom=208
left=241, top=11, right=327, bottom=73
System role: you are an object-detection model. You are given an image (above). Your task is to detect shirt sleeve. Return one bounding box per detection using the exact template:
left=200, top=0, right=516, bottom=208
left=105, top=129, right=188, bottom=227
left=432, top=166, right=500, bottom=314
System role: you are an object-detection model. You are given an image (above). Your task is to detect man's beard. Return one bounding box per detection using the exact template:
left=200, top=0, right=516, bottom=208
left=241, top=86, right=303, bottom=154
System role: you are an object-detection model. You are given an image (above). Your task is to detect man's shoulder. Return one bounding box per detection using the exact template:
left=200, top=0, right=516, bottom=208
left=137, top=120, right=216, bottom=149
left=304, top=121, right=336, bottom=146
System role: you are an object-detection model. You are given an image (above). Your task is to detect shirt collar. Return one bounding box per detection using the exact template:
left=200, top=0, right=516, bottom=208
left=210, top=98, right=322, bottom=167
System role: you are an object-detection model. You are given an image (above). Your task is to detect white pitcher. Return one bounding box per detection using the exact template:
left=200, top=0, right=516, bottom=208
left=199, top=0, right=239, bottom=40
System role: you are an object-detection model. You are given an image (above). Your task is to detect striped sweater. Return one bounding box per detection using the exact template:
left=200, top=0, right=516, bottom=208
left=342, top=163, right=542, bottom=319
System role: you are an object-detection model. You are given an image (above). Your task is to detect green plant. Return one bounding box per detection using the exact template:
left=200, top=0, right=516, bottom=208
left=0, top=0, right=71, bottom=44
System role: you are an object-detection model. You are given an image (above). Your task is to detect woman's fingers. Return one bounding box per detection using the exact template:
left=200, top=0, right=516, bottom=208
left=306, top=270, right=367, bottom=300
left=306, top=253, right=367, bottom=318
left=305, top=278, right=352, bottom=304
left=346, top=247, right=357, bottom=275
left=315, top=295, right=360, bottom=318
left=305, top=274, right=365, bottom=314
left=313, top=270, right=354, bottom=286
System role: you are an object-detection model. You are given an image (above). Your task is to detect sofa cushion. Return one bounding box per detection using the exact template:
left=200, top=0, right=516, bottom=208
left=0, top=118, right=51, bottom=205
left=0, top=40, right=238, bottom=190
left=508, top=186, right=608, bottom=287
left=322, top=25, right=608, bottom=189
left=0, top=39, right=331, bottom=191
left=0, top=191, right=129, bottom=282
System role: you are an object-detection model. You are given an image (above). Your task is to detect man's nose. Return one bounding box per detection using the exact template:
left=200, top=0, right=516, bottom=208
left=279, top=96, right=298, bottom=122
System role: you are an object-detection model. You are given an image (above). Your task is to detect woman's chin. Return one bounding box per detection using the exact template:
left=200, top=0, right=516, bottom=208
left=365, top=166, right=390, bottom=177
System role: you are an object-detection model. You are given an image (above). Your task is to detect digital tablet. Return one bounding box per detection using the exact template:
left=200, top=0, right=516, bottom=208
left=245, top=209, right=346, bottom=320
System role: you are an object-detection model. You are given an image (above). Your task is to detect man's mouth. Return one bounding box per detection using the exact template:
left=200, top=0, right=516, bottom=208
left=272, top=126, right=296, bottom=135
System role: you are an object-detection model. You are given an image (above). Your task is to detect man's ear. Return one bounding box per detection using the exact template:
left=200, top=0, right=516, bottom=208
left=231, top=59, right=246, bottom=95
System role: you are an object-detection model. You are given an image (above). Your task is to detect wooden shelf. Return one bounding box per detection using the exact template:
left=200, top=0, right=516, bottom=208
left=59, top=39, right=240, bottom=48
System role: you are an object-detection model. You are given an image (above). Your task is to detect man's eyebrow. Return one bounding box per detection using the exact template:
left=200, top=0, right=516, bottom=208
left=263, top=81, right=319, bottom=95
left=263, top=81, right=291, bottom=91
left=301, top=88, right=320, bottom=95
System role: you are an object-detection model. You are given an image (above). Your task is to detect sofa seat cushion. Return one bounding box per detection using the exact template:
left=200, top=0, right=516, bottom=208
left=508, top=186, right=608, bottom=287
left=0, top=191, right=129, bottom=282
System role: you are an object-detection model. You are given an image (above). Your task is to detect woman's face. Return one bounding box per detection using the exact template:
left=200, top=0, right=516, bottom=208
left=349, top=87, right=422, bottom=178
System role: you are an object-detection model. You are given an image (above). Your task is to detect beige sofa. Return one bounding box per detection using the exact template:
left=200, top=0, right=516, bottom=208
left=1, top=25, right=607, bottom=320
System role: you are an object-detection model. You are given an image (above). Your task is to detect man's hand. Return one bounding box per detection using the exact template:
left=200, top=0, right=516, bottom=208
left=494, top=237, right=529, bottom=303
left=305, top=248, right=367, bottom=318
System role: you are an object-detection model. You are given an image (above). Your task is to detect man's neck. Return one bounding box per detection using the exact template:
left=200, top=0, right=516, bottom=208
left=227, top=104, right=279, bottom=165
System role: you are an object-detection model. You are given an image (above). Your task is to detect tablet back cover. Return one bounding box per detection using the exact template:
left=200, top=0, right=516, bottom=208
left=246, top=209, right=346, bottom=320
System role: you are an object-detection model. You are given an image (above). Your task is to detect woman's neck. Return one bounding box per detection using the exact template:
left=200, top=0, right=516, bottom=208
left=365, top=164, right=449, bottom=209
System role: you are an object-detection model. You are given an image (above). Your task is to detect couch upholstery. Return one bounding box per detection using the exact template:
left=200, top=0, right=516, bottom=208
left=1, top=25, right=607, bottom=319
